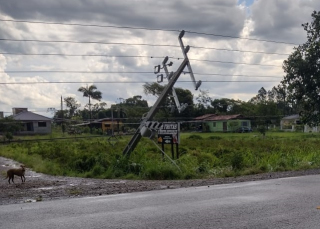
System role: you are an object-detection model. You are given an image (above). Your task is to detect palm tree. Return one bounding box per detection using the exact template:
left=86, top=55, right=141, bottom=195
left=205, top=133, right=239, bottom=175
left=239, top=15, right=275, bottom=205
left=78, top=85, right=102, bottom=128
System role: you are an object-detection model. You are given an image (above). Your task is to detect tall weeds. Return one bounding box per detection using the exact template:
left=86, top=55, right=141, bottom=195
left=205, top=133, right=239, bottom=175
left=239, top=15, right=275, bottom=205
left=1, top=133, right=320, bottom=179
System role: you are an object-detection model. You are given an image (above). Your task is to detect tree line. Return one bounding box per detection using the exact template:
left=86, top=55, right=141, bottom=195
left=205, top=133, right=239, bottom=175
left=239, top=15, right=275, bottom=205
left=52, top=82, right=294, bottom=131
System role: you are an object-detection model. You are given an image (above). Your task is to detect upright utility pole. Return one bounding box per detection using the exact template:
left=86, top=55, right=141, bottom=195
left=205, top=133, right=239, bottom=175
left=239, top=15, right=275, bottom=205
left=61, top=95, right=64, bottom=133
left=122, top=30, right=201, bottom=156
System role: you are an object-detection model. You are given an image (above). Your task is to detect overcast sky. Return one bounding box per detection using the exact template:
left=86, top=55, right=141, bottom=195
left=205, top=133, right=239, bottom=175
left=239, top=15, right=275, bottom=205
left=0, top=0, right=319, bottom=117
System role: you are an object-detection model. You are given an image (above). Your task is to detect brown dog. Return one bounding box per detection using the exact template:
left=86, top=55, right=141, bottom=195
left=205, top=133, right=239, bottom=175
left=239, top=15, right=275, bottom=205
left=4, top=165, right=26, bottom=184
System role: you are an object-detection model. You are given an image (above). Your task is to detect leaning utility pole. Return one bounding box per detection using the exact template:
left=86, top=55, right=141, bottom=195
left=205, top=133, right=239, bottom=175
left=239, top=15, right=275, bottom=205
left=122, top=30, right=201, bottom=156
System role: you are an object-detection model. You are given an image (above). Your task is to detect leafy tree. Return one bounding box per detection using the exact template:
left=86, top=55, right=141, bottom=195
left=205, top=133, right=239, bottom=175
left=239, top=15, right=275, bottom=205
left=196, top=90, right=212, bottom=108
left=282, top=11, right=320, bottom=126
left=249, top=87, right=267, bottom=105
left=143, top=82, right=164, bottom=97
left=194, top=90, right=215, bottom=116
left=0, top=117, right=22, bottom=137
left=143, top=82, right=194, bottom=121
left=226, top=100, right=255, bottom=116
left=115, top=95, right=149, bottom=129
left=211, top=98, right=232, bottom=114
left=64, top=97, right=81, bottom=118
left=124, top=95, right=148, bottom=107
left=169, top=87, right=194, bottom=120
left=78, top=85, right=102, bottom=121
left=91, top=102, right=107, bottom=119
left=78, top=85, right=102, bottom=108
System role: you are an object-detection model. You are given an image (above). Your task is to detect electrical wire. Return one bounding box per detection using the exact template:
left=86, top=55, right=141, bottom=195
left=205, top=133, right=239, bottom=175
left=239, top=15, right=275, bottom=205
left=0, top=46, right=290, bottom=56
left=0, top=38, right=292, bottom=56
left=0, top=71, right=282, bottom=78
left=0, top=80, right=280, bottom=85
left=0, top=38, right=179, bottom=48
left=1, top=55, right=282, bottom=71
left=0, top=18, right=299, bottom=45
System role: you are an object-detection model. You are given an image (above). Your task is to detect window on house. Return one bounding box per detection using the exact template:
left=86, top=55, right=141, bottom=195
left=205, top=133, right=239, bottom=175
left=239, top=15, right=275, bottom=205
left=213, top=122, right=216, bottom=127
left=38, top=122, right=47, bottom=127
left=242, top=121, right=248, bottom=126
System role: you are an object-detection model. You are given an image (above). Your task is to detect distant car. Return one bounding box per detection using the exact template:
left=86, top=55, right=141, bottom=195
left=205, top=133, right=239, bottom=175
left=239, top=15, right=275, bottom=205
left=235, top=127, right=252, bottom=133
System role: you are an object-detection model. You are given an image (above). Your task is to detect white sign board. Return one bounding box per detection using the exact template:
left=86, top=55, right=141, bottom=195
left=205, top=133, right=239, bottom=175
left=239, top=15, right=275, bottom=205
left=157, top=122, right=180, bottom=144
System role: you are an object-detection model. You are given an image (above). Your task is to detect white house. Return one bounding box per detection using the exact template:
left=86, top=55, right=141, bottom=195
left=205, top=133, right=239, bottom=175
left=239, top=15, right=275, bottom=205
left=280, top=114, right=320, bottom=133
left=280, top=114, right=300, bottom=131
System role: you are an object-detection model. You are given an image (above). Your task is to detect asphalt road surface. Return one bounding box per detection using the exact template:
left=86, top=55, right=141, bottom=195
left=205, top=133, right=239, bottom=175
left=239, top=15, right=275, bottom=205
left=1, top=174, right=320, bottom=229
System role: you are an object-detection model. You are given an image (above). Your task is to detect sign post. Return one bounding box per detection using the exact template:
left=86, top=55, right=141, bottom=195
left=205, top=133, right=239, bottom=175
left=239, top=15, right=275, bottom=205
left=157, top=122, right=180, bottom=159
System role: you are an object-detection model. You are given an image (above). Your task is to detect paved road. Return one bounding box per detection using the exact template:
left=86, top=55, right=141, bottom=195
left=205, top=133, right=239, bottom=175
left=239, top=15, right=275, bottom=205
left=1, top=175, right=320, bottom=229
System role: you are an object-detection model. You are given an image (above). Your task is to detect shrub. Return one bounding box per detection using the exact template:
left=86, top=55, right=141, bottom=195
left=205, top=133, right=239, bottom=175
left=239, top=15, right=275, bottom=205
left=187, top=134, right=203, bottom=140
left=91, top=164, right=105, bottom=176
left=144, top=166, right=180, bottom=180
left=207, top=136, right=222, bottom=140
left=231, top=153, right=244, bottom=170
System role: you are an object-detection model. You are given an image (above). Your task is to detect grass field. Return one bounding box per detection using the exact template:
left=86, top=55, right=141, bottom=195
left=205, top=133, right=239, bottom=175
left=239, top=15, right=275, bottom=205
left=1, top=129, right=319, bottom=180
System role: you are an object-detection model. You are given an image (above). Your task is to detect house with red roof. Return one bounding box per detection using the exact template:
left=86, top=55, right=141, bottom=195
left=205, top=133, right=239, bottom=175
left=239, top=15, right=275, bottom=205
left=194, top=114, right=251, bottom=132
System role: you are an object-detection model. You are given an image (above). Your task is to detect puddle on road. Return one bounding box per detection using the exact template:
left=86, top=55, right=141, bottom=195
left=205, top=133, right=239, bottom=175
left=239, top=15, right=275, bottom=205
left=24, top=198, right=38, bottom=203
left=36, top=187, right=54, bottom=190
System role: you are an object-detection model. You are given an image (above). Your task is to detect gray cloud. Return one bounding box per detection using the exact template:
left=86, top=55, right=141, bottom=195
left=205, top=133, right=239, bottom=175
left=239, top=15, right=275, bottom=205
left=250, top=0, right=320, bottom=44
left=0, top=0, right=317, bottom=115
left=0, top=0, right=246, bottom=37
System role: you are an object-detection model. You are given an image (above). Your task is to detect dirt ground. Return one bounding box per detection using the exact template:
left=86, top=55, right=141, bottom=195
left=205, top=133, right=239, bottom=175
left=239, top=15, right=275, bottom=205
left=2, top=156, right=320, bottom=206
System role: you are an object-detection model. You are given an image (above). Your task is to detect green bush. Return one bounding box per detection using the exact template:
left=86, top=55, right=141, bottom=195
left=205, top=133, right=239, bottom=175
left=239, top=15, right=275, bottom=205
left=144, top=166, right=180, bottom=180
left=231, top=153, right=244, bottom=170
left=1, top=132, right=320, bottom=180
left=207, top=136, right=222, bottom=140
left=187, top=134, right=203, bottom=140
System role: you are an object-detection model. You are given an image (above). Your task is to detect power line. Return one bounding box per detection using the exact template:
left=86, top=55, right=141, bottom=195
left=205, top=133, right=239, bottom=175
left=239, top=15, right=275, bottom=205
left=0, top=39, right=292, bottom=56
left=0, top=18, right=180, bottom=33
left=0, top=80, right=280, bottom=85
left=189, top=47, right=290, bottom=56
left=2, top=70, right=157, bottom=74
left=189, top=59, right=281, bottom=67
left=0, top=18, right=299, bottom=45
left=0, top=71, right=283, bottom=78
left=0, top=52, right=168, bottom=58
left=0, top=51, right=285, bottom=67
left=192, top=73, right=282, bottom=78
left=186, top=31, right=298, bottom=45
left=0, top=38, right=179, bottom=48
left=1, top=55, right=282, bottom=71
left=0, top=45, right=291, bottom=56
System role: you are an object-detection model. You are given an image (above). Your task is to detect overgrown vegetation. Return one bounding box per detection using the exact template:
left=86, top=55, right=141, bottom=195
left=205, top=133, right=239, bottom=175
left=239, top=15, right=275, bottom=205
left=1, top=132, right=320, bottom=180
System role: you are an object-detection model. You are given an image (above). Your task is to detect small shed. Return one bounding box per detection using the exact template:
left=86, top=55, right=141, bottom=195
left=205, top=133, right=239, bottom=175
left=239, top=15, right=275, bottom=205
left=13, top=111, right=52, bottom=135
left=280, top=114, right=320, bottom=132
left=280, top=114, right=300, bottom=132
left=72, top=118, right=123, bottom=135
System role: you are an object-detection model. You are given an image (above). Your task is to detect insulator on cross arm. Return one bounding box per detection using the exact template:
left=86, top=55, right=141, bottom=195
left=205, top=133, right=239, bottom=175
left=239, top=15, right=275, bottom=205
left=195, top=80, right=202, bottom=90
left=179, top=30, right=185, bottom=39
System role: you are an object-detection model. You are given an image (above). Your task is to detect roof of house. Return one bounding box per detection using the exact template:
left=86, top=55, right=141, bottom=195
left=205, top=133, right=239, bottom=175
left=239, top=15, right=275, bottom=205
left=72, top=118, right=122, bottom=126
left=13, top=111, right=51, bottom=121
left=282, top=114, right=299, bottom=120
left=194, top=114, right=246, bottom=121
left=193, top=114, right=216, bottom=120
left=206, top=114, right=244, bottom=121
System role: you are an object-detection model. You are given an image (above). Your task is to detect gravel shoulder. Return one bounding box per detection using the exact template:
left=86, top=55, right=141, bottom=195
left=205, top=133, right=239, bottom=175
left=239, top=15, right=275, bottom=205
left=1, top=156, right=320, bottom=206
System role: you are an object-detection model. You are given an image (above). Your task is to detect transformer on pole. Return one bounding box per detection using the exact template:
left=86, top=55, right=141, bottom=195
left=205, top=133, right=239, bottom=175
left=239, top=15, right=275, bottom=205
left=122, top=30, right=201, bottom=156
